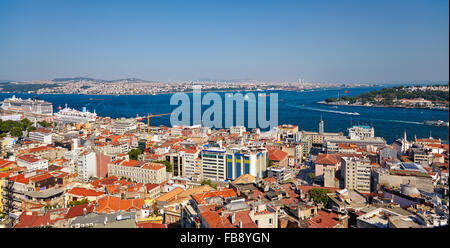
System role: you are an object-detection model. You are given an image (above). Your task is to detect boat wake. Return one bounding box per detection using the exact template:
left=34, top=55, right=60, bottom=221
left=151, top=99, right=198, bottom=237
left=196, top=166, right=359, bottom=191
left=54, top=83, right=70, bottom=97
left=289, top=104, right=360, bottom=116
left=371, top=119, right=423, bottom=125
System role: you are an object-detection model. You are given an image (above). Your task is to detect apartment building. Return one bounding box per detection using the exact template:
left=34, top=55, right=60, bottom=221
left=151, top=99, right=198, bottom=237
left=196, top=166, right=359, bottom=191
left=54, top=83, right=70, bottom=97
left=17, top=154, right=48, bottom=171
left=267, top=166, right=290, bottom=183
left=77, top=151, right=97, bottom=182
left=108, top=160, right=166, bottom=184
left=201, top=149, right=226, bottom=181
left=341, top=157, right=371, bottom=193
left=181, top=149, right=200, bottom=180
left=28, top=128, right=52, bottom=144
left=110, top=120, right=137, bottom=135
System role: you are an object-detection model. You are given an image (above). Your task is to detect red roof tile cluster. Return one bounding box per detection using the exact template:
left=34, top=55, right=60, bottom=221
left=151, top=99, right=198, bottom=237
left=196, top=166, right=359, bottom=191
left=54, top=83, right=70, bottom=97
left=308, top=210, right=342, bottom=228
left=90, top=176, right=119, bottom=188
left=136, top=222, right=167, bottom=228
left=95, top=196, right=145, bottom=213
left=192, top=189, right=237, bottom=205
left=68, top=187, right=104, bottom=197
left=65, top=202, right=95, bottom=219
left=14, top=209, right=65, bottom=228
left=268, top=148, right=288, bottom=161
left=17, top=154, right=43, bottom=163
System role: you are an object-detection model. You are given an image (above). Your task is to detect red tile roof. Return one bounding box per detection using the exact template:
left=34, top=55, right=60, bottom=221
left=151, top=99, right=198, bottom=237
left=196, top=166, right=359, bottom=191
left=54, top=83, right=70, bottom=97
left=192, top=189, right=237, bottom=205
left=268, top=148, right=288, bottom=161
left=18, top=154, right=42, bottom=163
left=95, top=196, right=145, bottom=213
left=68, top=187, right=104, bottom=197
left=315, top=154, right=339, bottom=165
left=65, top=203, right=95, bottom=219
left=136, top=222, right=167, bottom=228
left=308, top=210, right=342, bottom=228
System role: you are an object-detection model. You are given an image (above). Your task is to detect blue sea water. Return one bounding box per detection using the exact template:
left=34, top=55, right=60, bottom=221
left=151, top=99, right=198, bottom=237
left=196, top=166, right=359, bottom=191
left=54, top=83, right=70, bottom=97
left=0, top=86, right=448, bottom=144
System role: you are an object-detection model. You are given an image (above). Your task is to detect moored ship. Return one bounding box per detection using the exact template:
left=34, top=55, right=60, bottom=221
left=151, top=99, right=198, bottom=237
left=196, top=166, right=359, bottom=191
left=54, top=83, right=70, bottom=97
left=0, top=95, right=53, bottom=115
left=55, top=105, right=97, bottom=124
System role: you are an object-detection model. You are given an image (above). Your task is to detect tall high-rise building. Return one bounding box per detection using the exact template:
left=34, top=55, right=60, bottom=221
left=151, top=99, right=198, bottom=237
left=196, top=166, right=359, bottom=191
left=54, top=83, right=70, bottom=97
left=341, top=157, right=371, bottom=193
left=319, top=117, right=324, bottom=135
left=201, top=148, right=226, bottom=181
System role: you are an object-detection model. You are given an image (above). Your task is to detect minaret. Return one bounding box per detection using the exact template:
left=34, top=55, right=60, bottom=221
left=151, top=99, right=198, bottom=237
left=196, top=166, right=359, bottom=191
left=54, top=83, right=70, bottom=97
left=403, top=130, right=407, bottom=142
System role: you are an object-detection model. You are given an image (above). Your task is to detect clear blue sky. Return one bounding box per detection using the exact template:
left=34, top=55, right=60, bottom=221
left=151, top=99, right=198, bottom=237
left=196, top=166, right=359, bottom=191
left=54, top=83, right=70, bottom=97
left=0, top=0, right=448, bottom=83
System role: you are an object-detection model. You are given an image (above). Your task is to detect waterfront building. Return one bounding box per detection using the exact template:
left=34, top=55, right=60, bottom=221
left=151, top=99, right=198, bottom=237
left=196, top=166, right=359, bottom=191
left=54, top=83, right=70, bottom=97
left=348, top=125, right=375, bottom=140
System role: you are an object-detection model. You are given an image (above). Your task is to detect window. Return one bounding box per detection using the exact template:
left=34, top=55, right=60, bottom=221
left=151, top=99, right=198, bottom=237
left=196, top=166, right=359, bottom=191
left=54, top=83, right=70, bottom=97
left=269, top=218, right=272, bottom=224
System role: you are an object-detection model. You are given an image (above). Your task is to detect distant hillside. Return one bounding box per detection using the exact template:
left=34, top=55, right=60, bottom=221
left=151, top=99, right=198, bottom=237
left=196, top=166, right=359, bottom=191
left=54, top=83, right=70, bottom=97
left=52, top=77, right=149, bottom=83
left=325, top=84, right=449, bottom=105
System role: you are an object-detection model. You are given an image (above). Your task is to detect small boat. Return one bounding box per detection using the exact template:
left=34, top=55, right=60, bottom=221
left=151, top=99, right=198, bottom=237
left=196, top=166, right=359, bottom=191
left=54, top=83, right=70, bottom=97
left=89, top=98, right=104, bottom=101
left=424, top=120, right=449, bottom=127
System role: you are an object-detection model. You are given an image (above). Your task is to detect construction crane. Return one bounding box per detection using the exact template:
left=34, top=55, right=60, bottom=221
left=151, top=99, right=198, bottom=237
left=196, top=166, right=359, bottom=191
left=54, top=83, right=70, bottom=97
left=147, top=113, right=171, bottom=136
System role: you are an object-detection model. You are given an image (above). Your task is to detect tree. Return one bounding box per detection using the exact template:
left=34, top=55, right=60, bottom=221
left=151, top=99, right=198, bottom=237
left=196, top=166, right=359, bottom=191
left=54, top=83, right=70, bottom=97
left=20, top=118, right=33, bottom=130
left=201, top=179, right=217, bottom=189
left=128, top=148, right=141, bottom=160
left=10, top=127, right=23, bottom=137
left=38, top=121, right=52, bottom=128
left=308, top=188, right=331, bottom=206
left=308, top=172, right=316, bottom=182
left=154, top=160, right=172, bottom=172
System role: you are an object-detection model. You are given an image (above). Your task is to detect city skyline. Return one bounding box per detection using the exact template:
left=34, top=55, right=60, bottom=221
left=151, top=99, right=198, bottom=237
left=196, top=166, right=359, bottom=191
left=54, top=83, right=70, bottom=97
left=0, top=0, right=449, bottom=83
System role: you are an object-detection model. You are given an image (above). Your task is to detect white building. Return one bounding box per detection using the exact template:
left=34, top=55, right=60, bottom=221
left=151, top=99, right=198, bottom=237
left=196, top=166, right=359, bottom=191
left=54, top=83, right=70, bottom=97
left=348, top=125, right=375, bottom=140
left=77, top=151, right=97, bottom=182
left=267, top=166, right=291, bottom=183
left=181, top=149, right=201, bottom=180
left=17, top=154, right=48, bottom=171
left=201, top=148, right=226, bottom=181
left=108, top=160, right=166, bottom=184
left=29, top=128, right=52, bottom=144
left=341, top=157, right=371, bottom=193
left=230, top=126, right=246, bottom=136
left=110, top=120, right=137, bottom=135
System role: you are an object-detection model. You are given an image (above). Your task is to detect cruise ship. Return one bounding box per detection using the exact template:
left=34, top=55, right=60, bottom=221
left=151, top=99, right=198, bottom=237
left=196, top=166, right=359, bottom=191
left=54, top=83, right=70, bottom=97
left=0, top=95, right=53, bottom=115
left=54, top=105, right=97, bottom=124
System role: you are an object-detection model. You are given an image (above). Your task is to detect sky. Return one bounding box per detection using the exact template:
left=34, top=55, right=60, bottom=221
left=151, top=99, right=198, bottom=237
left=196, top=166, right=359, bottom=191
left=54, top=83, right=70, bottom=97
left=0, top=0, right=448, bottom=83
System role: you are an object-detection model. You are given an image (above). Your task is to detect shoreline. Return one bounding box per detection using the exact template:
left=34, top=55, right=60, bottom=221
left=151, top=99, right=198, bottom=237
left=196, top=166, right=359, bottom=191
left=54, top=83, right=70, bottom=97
left=0, top=85, right=378, bottom=96
left=318, top=101, right=449, bottom=112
